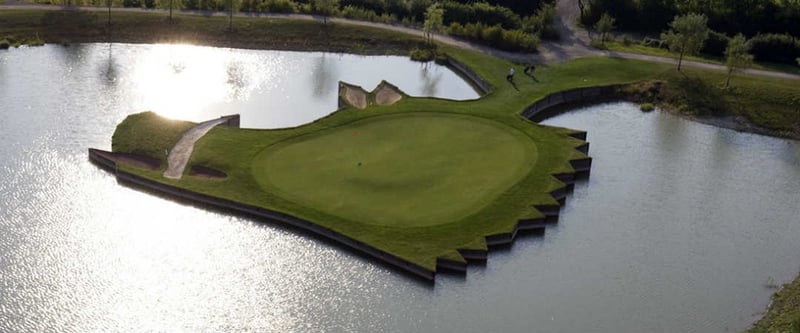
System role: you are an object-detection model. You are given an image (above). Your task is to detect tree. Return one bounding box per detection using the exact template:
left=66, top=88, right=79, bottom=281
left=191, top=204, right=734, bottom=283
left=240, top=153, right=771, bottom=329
left=797, top=57, right=800, bottom=66
left=660, top=13, right=710, bottom=71
left=724, top=34, right=753, bottom=88
left=595, top=12, right=615, bottom=44
left=314, top=0, right=339, bottom=24
left=423, top=3, right=444, bottom=44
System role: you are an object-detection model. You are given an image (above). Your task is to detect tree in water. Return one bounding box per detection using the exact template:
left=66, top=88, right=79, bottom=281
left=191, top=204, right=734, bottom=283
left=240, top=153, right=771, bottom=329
left=314, top=0, right=340, bottom=24
left=595, top=12, right=615, bottom=45
left=423, top=3, right=444, bottom=44
left=660, top=13, right=709, bottom=71
left=724, top=34, right=753, bottom=88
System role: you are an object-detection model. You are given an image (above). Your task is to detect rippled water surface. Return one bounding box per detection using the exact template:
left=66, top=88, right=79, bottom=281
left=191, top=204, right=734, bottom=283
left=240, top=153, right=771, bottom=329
left=1, top=44, right=799, bottom=332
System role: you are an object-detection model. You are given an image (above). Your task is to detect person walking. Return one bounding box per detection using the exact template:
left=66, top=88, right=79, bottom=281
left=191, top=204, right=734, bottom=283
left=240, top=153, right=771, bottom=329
left=506, top=67, right=515, bottom=82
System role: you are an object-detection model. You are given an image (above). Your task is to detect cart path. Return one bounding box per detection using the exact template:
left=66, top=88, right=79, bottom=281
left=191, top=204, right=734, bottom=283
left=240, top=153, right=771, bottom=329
left=163, top=117, right=230, bottom=179
left=1, top=2, right=798, bottom=80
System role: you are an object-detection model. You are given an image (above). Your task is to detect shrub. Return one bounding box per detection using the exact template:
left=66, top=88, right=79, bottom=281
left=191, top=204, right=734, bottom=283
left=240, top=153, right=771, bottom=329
left=701, top=30, right=729, bottom=57
left=441, top=1, right=521, bottom=29
left=590, top=39, right=607, bottom=49
left=447, top=22, right=538, bottom=52
left=622, top=35, right=633, bottom=46
left=258, top=0, right=297, bottom=13
left=340, top=0, right=384, bottom=14
left=384, top=0, right=408, bottom=17
left=748, top=33, right=800, bottom=65
left=640, top=103, right=655, bottom=112
left=522, top=2, right=558, bottom=40
left=409, top=47, right=434, bottom=62
left=0, top=39, right=9, bottom=50
left=341, top=5, right=378, bottom=20
left=27, top=37, right=45, bottom=47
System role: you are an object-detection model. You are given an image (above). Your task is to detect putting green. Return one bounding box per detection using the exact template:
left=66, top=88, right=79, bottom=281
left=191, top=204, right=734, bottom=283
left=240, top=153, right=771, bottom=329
left=252, top=113, right=538, bottom=227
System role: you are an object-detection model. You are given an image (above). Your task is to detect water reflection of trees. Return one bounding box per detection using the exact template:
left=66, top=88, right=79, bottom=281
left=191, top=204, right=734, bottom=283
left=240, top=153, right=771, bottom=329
left=311, top=53, right=338, bottom=100
left=419, top=63, right=442, bottom=96
left=101, top=43, right=118, bottom=86
left=55, top=43, right=89, bottom=70
left=226, top=61, right=247, bottom=99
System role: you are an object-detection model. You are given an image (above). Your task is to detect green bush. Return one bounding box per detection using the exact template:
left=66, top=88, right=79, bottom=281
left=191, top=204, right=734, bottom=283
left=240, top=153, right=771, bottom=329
left=341, top=5, right=378, bottom=21
left=447, top=22, right=538, bottom=52
left=522, top=2, right=558, bottom=40
left=409, top=47, right=434, bottom=62
left=748, top=33, right=800, bottom=65
left=590, top=39, right=607, bottom=49
left=0, top=39, right=9, bottom=49
left=340, top=0, right=384, bottom=14
left=639, top=102, right=655, bottom=111
left=622, top=35, right=633, bottom=46
left=701, top=30, right=730, bottom=57
left=257, top=0, right=297, bottom=13
left=441, top=1, right=521, bottom=29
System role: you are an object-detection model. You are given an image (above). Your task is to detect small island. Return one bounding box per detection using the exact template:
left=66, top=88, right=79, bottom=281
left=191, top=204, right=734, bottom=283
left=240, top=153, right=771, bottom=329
left=89, top=51, right=598, bottom=280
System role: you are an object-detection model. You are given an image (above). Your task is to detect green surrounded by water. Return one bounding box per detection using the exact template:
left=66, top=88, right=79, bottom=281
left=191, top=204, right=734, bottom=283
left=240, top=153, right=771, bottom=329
left=109, top=42, right=800, bottom=277
left=111, top=52, right=644, bottom=272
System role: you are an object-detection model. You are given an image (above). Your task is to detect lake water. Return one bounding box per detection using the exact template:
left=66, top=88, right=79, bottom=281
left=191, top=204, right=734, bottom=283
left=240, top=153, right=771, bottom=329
left=1, top=44, right=799, bottom=332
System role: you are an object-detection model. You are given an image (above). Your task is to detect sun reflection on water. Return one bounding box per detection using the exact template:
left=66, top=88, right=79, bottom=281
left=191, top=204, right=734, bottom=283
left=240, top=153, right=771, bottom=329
left=133, top=44, right=232, bottom=120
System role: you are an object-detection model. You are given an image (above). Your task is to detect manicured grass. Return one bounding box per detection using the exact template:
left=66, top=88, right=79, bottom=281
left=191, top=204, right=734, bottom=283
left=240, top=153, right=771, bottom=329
left=749, top=275, right=800, bottom=333
left=253, top=113, right=538, bottom=227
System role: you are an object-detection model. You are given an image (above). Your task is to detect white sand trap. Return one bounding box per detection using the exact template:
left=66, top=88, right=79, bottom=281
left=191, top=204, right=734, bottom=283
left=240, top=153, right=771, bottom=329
left=375, top=84, right=403, bottom=105
left=343, top=85, right=368, bottom=109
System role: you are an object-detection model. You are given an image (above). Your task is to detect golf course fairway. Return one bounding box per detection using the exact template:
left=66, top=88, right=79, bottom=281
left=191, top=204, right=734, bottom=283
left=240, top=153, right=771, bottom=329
left=253, top=113, right=538, bottom=227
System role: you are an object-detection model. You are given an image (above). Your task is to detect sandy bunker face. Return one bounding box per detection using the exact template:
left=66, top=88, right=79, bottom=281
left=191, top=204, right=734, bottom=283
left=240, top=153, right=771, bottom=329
left=374, top=84, right=402, bottom=105
left=251, top=113, right=538, bottom=227
left=341, top=83, right=403, bottom=109
left=344, top=86, right=368, bottom=109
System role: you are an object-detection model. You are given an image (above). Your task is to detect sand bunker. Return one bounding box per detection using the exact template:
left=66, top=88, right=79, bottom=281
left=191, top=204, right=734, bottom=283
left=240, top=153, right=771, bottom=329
left=339, top=81, right=405, bottom=109
left=374, top=83, right=403, bottom=106
left=342, top=84, right=368, bottom=109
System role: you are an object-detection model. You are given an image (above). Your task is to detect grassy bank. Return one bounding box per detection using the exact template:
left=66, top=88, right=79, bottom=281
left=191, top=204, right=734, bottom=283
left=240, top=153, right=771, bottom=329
left=600, top=39, right=800, bottom=75
left=0, top=9, right=426, bottom=54
left=749, top=274, right=800, bottom=333
left=621, top=68, right=800, bottom=139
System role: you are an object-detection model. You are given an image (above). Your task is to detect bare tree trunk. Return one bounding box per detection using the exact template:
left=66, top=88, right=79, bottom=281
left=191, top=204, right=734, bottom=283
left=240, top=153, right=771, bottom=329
left=677, top=50, right=684, bottom=71
left=726, top=68, right=732, bottom=88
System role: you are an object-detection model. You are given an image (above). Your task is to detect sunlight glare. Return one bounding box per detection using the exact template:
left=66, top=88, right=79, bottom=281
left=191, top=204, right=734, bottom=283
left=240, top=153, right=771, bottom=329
left=132, top=44, right=239, bottom=121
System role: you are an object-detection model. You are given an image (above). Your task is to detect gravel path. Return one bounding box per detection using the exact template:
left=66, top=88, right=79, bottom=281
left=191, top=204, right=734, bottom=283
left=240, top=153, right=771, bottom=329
left=163, top=117, right=230, bottom=179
